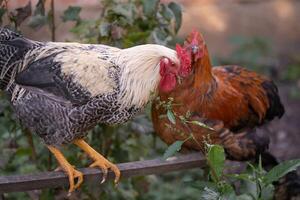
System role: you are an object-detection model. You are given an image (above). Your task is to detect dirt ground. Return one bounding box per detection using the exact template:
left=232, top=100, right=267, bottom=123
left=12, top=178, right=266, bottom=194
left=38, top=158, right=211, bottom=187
left=267, top=84, right=300, bottom=161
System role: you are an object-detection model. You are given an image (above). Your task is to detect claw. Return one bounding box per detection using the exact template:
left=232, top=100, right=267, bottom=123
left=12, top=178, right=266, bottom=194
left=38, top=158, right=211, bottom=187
left=89, top=160, right=119, bottom=184
left=67, top=168, right=83, bottom=194
left=90, top=161, right=108, bottom=183
left=100, top=168, right=108, bottom=184
left=73, top=139, right=121, bottom=185
left=110, top=164, right=121, bottom=184
left=47, top=145, right=84, bottom=194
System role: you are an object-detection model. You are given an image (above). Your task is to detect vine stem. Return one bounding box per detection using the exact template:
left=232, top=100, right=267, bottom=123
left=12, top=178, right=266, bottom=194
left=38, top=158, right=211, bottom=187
left=50, top=0, right=55, bottom=42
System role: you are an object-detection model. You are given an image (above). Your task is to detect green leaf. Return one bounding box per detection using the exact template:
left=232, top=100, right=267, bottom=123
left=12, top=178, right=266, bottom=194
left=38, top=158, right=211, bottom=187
left=69, top=20, right=94, bottom=36
left=126, top=31, right=149, bottom=44
left=207, top=144, right=225, bottom=183
left=236, top=194, right=254, bottom=200
left=220, top=184, right=237, bottom=200
left=15, top=147, right=31, bottom=157
left=28, top=14, right=47, bottom=29
left=200, top=187, right=220, bottom=200
left=264, top=159, right=300, bottom=185
left=99, top=22, right=110, bottom=37
left=168, top=2, right=182, bottom=32
left=112, top=4, right=134, bottom=23
left=62, top=6, right=81, bottom=22
left=161, top=4, right=174, bottom=21
left=163, top=140, right=184, bottom=159
left=0, top=8, right=6, bottom=24
left=238, top=176, right=258, bottom=199
left=167, top=109, right=176, bottom=124
left=261, top=184, right=275, bottom=200
left=152, top=28, right=170, bottom=45
left=190, top=180, right=218, bottom=190
left=142, top=0, right=159, bottom=17
left=227, top=173, right=255, bottom=182
left=190, top=120, right=214, bottom=130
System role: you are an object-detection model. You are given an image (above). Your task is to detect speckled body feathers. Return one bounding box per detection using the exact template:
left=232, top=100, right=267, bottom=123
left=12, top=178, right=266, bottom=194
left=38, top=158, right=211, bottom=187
left=0, top=28, right=180, bottom=146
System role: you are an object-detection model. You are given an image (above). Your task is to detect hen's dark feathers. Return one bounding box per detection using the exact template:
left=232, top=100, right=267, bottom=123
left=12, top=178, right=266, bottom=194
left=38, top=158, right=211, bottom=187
left=0, top=28, right=33, bottom=53
left=0, top=28, right=22, bottom=41
left=15, top=53, right=61, bottom=88
left=15, top=53, right=91, bottom=105
left=219, top=65, right=284, bottom=127
left=261, top=81, right=285, bottom=121
left=0, top=28, right=36, bottom=91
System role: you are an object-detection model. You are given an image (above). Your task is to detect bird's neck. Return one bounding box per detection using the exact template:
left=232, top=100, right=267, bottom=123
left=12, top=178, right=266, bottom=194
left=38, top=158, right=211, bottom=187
left=116, top=49, right=161, bottom=108
left=193, top=46, right=216, bottom=95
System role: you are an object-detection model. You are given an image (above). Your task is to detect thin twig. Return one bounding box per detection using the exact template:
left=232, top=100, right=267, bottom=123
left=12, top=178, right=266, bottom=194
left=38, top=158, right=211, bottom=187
left=50, top=0, right=55, bottom=42
left=24, top=128, right=37, bottom=161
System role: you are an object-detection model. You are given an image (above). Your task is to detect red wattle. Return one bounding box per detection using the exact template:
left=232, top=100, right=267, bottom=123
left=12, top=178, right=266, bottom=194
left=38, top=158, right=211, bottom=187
left=176, top=44, right=192, bottom=77
left=159, top=74, right=176, bottom=93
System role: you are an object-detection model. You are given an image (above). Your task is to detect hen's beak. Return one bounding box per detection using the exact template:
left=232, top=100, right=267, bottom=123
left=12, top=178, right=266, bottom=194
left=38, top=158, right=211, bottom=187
left=191, top=45, right=199, bottom=54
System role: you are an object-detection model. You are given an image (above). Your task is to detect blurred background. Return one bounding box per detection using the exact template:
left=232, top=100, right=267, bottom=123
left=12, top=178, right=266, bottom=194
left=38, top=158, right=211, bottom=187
left=0, top=0, right=299, bottom=199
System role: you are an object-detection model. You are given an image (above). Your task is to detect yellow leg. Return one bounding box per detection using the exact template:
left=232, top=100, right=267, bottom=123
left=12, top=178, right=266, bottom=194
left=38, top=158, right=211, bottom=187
left=73, top=139, right=120, bottom=184
left=47, top=146, right=83, bottom=193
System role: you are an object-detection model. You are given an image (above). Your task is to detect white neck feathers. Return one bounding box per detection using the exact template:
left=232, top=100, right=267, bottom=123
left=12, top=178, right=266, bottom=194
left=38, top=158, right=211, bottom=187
left=115, top=44, right=178, bottom=108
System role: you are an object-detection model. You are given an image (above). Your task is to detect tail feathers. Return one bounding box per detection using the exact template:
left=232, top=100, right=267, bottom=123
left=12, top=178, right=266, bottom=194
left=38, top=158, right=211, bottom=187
left=261, top=81, right=285, bottom=121
left=223, top=129, right=269, bottom=161
left=0, top=28, right=34, bottom=91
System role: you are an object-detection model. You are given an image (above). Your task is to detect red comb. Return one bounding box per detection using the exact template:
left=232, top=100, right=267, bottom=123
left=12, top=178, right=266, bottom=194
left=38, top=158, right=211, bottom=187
left=176, top=29, right=206, bottom=77
left=185, top=29, right=203, bottom=47
left=176, top=44, right=192, bottom=77
left=184, top=29, right=205, bottom=60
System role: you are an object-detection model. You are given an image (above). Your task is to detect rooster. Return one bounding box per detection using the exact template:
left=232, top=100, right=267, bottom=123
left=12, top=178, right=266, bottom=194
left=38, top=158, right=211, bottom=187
left=0, top=28, right=183, bottom=193
left=152, top=30, right=300, bottom=199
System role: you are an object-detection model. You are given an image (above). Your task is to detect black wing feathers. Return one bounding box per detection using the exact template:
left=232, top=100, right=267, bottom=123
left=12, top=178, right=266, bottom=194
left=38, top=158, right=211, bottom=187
left=0, top=28, right=36, bottom=90
left=15, top=53, right=59, bottom=88
left=15, top=53, right=91, bottom=105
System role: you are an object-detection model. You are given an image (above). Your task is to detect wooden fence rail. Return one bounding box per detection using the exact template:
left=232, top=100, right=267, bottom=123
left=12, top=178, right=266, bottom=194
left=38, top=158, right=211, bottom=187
left=0, top=153, right=206, bottom=193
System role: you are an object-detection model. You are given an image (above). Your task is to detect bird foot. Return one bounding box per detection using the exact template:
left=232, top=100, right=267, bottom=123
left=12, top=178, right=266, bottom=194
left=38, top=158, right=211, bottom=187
left=89, top=157, right=120, bottom=184
left=73, top=139, right=121, bottom=185
left=65, top=166, right=84, bottom=195
left=55, top=164, right=83, bottom=194
left=47, top=145, right=83, bottom=194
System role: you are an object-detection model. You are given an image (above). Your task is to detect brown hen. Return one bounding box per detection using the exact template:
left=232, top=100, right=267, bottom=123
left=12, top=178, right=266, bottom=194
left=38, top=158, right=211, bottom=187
left=151, top=30, right=300, bottom=200
left=152, top=30, right=284, bottom=160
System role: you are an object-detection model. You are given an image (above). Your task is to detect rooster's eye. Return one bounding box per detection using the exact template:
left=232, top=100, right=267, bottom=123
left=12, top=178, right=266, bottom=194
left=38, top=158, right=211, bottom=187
left=171, top=62, right=175, bottom=67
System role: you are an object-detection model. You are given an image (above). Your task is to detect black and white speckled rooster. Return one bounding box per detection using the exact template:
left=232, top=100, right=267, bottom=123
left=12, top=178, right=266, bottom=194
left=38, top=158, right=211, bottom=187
left=0, top=28, right=182, bottom=192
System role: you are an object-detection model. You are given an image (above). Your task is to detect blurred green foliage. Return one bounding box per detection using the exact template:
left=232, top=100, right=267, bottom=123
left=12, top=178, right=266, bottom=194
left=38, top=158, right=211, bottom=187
left=217, top=36, right=274, bottom=75
left=62, top=0, right=182, bottom=48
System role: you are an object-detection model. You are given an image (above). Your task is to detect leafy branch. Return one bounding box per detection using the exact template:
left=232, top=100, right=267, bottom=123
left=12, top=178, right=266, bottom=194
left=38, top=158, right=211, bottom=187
left=155, top=96, right=214, bottom=159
